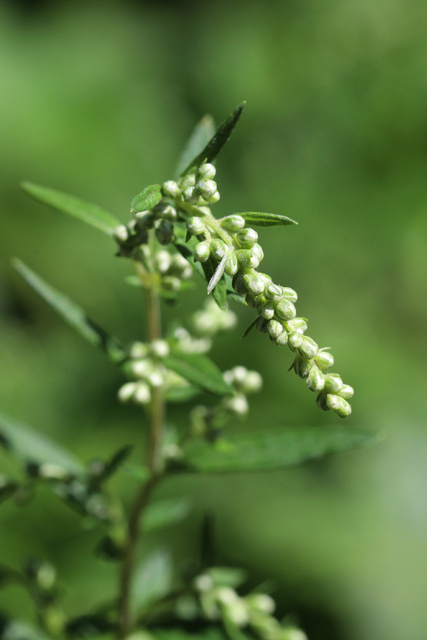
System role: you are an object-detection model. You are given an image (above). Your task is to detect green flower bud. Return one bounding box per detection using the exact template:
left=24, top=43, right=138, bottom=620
left=241, top=370, right=263, bottom=393
left=232, top=273, right=247, bottom=295
left=162, top=276, right=181, bottom=291
left=154, top=250, right=172, bottom=274
left=288, top=331, right=303, bottom=351
left=236, top=249, right=261, bottom=269
left=267, top=319, right=284, bottom=339
left=275, top=300, right=297, bottom=321
left=326, top=394, right=352, bottom=418
left=260, top=302, right=276, bottom=320
left=306, top=366, right=325, bottom=392
left=243, top=272, right=266, bottom=295
left=275, top=331, right=289, bottom=346
left=236, top=228, right=258, bottom=248
left=187, top=216, right=205, bottom=236
left=223, top=393, right=249, bottom=416
left=155, top=219, right=174, bottom=245
left=251, top=243, right=264, bottom=262
left=194, top=240, right=211, bottom=262
left=195, top=179, right=218, bottom=201
left=133, top=382, right=151, bottom=405
left=197, top=163, right=216, bottom=180
left=324, top=373, right=343, bottom=394
left=114, top=225, right=129, bottom=243
left=224, top=252, right=238, bottom=276
left=245, top=594, right=275, bottom=615
left=162, top=180, right=180, bottom=198
left=182, top=186, right=197, bottom=202
left=286, top=317, right=308, bottom=334
left=314, top=350, right=334, bottom=370
left=281, top=287, right=298, bottom=303
left=338, top=384, right=354, bottom=399
left=316, top=391, right=329, bottom=411
left=129, top=341, right=149, bottom=358
left=294, top=356, right=312, bottom=378
left=150, top=339, right=170, bottom=357
left=180, top=173, right=196, bottom=188
left=256, top=317, right=268, bottom=333
left=118, top=382, right=137, bottom=403
left=298, top=336, right=319, bottom=359
left=220, top=215, right=246, bottom=233
left=211, top=239, right=228, bottom=261
left=264, top=283, right=283, bottom=301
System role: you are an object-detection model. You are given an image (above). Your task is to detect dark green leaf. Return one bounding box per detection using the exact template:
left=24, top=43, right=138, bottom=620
left=207, top=252, right=229, bottom=295
left=180, top=102, right=246, bottom=175
left=241, top=317, right=258, bottom=339
left=93, top=445, right=134, bottom=485
left=175, top=114, right=216, bottom=177
left=21, top=181, right=120, bottom=236
left=237, top=212, right=298, bottom=227
left=130, top=184, right=162, bottom=215
left=226, top=290, right=247, bottom=306
left=0, top=411, right=83, bottom=474
left=162, top=353, right=232, bottom=397
left=0, top=478, right=18, bottom=505
left=178, top=427, right=382, bottom=473
left=131, top=550, right=172, bottom=615
left=13, top=260, right=125, bottom=363
left=164, top=384, right=200, bottom=403
left=153, top=628, right=228, bottom=640
left=143, top=498, right=192, bottom=533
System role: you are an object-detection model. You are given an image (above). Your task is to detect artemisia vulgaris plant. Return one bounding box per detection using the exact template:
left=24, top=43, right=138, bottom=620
left=0, top=104, right=377, bottom=640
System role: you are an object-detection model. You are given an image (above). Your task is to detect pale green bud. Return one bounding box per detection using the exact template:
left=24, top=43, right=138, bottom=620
left=163, top=204, right=177, bottom=221
left=224, top=252, right=238, bottom=276
left=155, top=219, right=174, bottom=245
left=130, top=359, right=152, bottom=378
left=187, top=216, right=205, bottom=236
left=180, top=173, right=196, bottom=188
left=133, top=382, right=151, bottom=405
left=275, top=331, right=289, bottom=346
left=113, top=225, right=129, bottom=243
left=182, top=185, right=197, bottom=202
left=275, top=300, right=297, bottom=321
left=223, top=600, right=249, bottom=627
left=236, top=228, right=258, bottom=248
left=246, top=594, right=275, bottom=614
left=306, top=366, right=325, bottom=392
left=314, top=350, right=334, bottom=370
left=150, top=339, right=170, bottom=357
left=129, top=341, right=149, bottom=359
left=316, top=391, right=329, bottom=411
left=220, top=215, right=245, bottom=233
left=267, top=319, right=284, bottom=339
left=324, top=373, right=343, bottom=394
left=298, top=336, right=319, bottom=359
left=260, top=302, right=276, bottom=320
left=294, top=356, right=312, bottom=378
left=288, top=331, right=303, bottom=351
left=118, top=382, right=137, bottom=403
left=241, top=370, right=263, bottom=393
left=194, top=240, right=211, bottom=262
left=264, top=283, right=283, bottom=301
left=326, top=394, right=352, bottom=418
left=195, top=179, right=218, bottom=201
left=251, top=243, right=264, bottom=262
left=197, top=163, right=216, bottom=180
left=236, top=249, right=261, bottom=269
left=256, top=317, right=269, bottom=333
left=215, top=587, right=238, bottom=606
left=243, top=272, right=266, bottom=295
left=232, top=273, right=247, bottom=295
left=223, top=393, right=249, bottom=416
left=281, top=287, right=298, bottom=303
left=338, top=384, right=354, bottom=399
left=194, top=574, right=214, bottom=592
left=286, top=317, right=308, bottom=334
left=162, top=276, right=181, bottom=291
left=154, top=250, right=172, bottom=274
left=211, top=239, right=228, bottom=261
left=162, top=180, right=180, bottom=198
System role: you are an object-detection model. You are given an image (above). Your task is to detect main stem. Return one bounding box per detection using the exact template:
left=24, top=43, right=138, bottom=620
left=117, top=262, right=165, bottom=639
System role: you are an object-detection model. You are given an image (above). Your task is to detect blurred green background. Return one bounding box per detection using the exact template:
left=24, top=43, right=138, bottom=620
left=1, top=0, right=427, bottom=638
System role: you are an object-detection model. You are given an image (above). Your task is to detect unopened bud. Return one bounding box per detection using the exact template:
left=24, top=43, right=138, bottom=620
left=251, top=243, right=264, bottom=263
left=264, top=283, right=283, bottom=301
left=197, top=163, right=216, bottom=180
left=236, top=249, right=261, bottom=269
left=129, top=342, right=149, bottom=358
left=246, top=594, right=275, bottom=614
left=298, top=336, right=318, bottom=359
left=211, top=239, right=228, bottom=261
left=281, top=287, right=298, bottom=303
left=275, top=331, right=289, bottom=346
left=194, top=240, right=211, bottom=262
left=232, top=273, right=247, bottom=295
left=195, top=180, right=218, bottom=203
left=223, top=393, right=249, bottom=416
left=150, top=339, right=169, bottom=357
left=275, top=300, right=297, bottom=321
left=162, top=180, right=180, bottom=198
left=133, top=382, right=151, bottom=405
left=243, top=272, right=266, bottom=295
left=162, top=276, right=181, bottom=291
left=182, top=185, right=197, bottom=202
left=338, top=384, right=354, bottom=399
left=326, top=394, right=352, bottom=418
left=306, top=366, right=325, bottom=392
left=187, top=216, right=205, bottom=236
left=294, top=356, right=312, bottom=379
left=267, top=319, right=284, bottom=339
left=118, top=382, right=137, bottom=403
left=324, top=373, right=343, bottom=394
left=236, top=228, right=258, bottom=248
left=241, top=370, right=263, bottom=393
left=154, top=250, right=172, bottom=274
left=286, top=317, right=308, bottom=334
left=288, top=331, right=303, bottom=350
left=220, top=215, right=246, bottom=233
left=260, top=302, right=275, bottom=320
left=155, top=220, right=174, bottom=245
left=314, top=350, right=334, bottom=370
left=224, top=252, right=238, bottom=276
left=114, top=225, right=129, bottom=243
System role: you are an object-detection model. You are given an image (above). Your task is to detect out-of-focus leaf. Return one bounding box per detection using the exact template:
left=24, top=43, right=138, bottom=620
left=131, top=550, right=172, bottom=616
left=130, top=184, right=162, bottom=215
left=21, top=181, right=120, bottom=236
left=180, top=103, right=246, bottom=175
left=207, top=567, right=247, bottom=588
left=2, top=621, right=51, bottom=640
left=122, top=464, right=151, bottom=483
left=237, top=212, right=298, bottom=227
left=178, top=427, right=381, bottom=473
left=0, top=411, right=83, bottom=474
left=13, top=260, right=125, bottom=363
left=162, top=353, right=232, bottom=397
left=153, top=628, right=228, bottom=640
left=0, top=477, right=18, bottom=506
left=92, top=445, right=134, bottom=486
left=241, top=317, right=258, bottom=339
left=143, top=497, right=192, bottom=533
left=175, top=115, right=216, bottom=177
left=164, top=384, right=200, bottom=403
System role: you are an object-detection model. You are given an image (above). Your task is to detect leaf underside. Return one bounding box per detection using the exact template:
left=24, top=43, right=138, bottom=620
left=162, top=352, right=232, bottom=397
left=130, top=184, right=162, bottom=215
left=237, top=212, right=298, bottom=227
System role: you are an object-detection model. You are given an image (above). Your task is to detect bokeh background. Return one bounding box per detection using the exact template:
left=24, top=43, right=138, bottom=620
left=1, top=1, right=427, bottom=639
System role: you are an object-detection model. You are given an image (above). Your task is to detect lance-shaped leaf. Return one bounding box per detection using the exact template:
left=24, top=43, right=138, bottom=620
left=180, top=102, right=246, bottom=175
left=237, top=212, right=298, bottom=227
left=131, top=549, right=172, bottom=616
left=177, top=427, right=381, bottom=474
left=202, top=260, right=227, bottom=310
left=13, top=260, right=125, bottom=363
left=0, top=411, right=84, bottom=474
left=175, top=114, right=216, bottom=177
left=207, top=251, right=230, bottom=295
left=162, top=353, right=232, bottom=396
left=143, top=497, right=192, bottom=533
left=241, top=317, right=258, bottom=339
left=130, top=184, right=162, bottom=215
left=90, top=445, right=134, bottom=487
left=21, top=182, right=120, bottom=236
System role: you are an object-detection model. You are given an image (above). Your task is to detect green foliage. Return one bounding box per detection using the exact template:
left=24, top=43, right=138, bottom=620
left=162, top=353, right=233, bottom=397
left=130, top=185, right=163, bottom=216
left=237, top=212, right=298, bottom=228
left=175, top=115, right=216, bottom=177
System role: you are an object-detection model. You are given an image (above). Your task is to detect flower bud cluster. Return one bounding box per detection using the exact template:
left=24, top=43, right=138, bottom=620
left=191, top=572, right=307, bottom=640
left=118, top=340, right=170, bottom=406
left=154, top=249, right=192, bottom=293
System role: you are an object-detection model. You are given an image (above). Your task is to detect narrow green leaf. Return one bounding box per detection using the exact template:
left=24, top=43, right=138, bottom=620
left=207, top=567, right=247, bottom=588
left=207, top=251, right=229, bottom=295
left=178, top=427, right=382, bottom=473
left=175, top=114, right=216, bottom=177
left=143, top=497, right=191, bottom=533
left=162, top=353, right=232, bottom=397
left=164, top=384, right=200, bottom=403
left=202, top=260, right=227, bottom=310
left=180, top=102, right=246, bottom=175
left=241, top=317, right=258, bottom=339
left=0, top=411, right=84, bottom=474
left=131, top=550, right=172, bottom=615
left=226, top=290, right=247, bottom=306
left=21, top=181, right=120, bottom=236
left=130, top=184, right=162, bottom=215
left=93, top=445, right=134, bottom=485
left=237, top=212, right=298, bottom=227
left=154, top=629, right=228, bottom=640
left=13, top=260, right=125, bottom=363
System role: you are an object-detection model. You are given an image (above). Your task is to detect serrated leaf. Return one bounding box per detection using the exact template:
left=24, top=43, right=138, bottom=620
left=143, top=497, right=191, bottom=533
left=21, top=181, right=120, bottom=236
left=175, top=115, right=216, bottom=177
left=237, top=212, right=298, bottom=227
left=0, top=411, right=84, bottom=474
left=131, top=550, right=172, bottom=616
left=130, top=184, right=162, bottom=215
left=207, top=252, right=229, bottom=295
left=180, top=103, right=246, bottom=175
left=13, top=260, right=125, bottom=363
left=162, top=353, right=232, bottom=397
left=178, top=427, right=381, bottom=474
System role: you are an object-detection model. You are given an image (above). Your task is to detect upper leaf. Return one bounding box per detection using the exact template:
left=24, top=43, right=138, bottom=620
left=21, top=182, right=120, bottom=236
left=162, top=352, right=232, bottom=396
left=207, top=251, right=230, bottom=295
left=13, top=260, right=125, bottom=363
left=175, top=114, right=216, bottom=177
left=177, top=427, right=381, bottom=473
left=180, top=102, right=246, bottom=175
left=0, top=411, right=84, bottom=474
left=143, top=497, right=191, bottom=533
left=237, top=212, right=298, bottom=227
left=131, top=549, right=172, bottom=616
left=130, top=184, right=162, bottom=215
